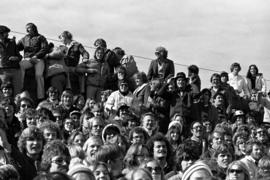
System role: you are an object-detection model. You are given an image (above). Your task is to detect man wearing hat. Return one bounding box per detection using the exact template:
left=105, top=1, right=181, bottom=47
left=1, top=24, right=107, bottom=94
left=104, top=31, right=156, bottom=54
left=17, top=23, right=48, bottom=100
left=0, top=25, right=22, bottom=95
left=147, top=46, right=175, bottom=81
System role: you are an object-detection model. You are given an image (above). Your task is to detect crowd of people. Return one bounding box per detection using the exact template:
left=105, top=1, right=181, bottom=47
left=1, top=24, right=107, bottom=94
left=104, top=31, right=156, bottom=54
left=0, top=22, right=270, bottom=180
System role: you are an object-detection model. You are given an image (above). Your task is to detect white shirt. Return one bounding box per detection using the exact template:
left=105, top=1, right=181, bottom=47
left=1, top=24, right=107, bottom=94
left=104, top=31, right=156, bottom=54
left=228, top=73, right=250, bottom=97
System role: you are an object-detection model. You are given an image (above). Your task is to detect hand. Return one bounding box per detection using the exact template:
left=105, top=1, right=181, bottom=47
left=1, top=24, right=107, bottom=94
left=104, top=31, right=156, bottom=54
left=30, top=57, right=39, bottom=64
left=82, top=58, right=89, bottom=63
left=9, top=56, right=19, bottom=61
left=0, top=129, right=11, bottom=152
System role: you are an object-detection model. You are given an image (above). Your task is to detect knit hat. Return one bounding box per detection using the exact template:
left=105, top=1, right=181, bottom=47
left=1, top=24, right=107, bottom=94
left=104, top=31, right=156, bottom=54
left=67, top=163, right=94, bottom=179
left=0, top=25, right=10, bottom=34
left=168, top=121, right=183, bottom=134
left=182, top=161, right=213, bottom=180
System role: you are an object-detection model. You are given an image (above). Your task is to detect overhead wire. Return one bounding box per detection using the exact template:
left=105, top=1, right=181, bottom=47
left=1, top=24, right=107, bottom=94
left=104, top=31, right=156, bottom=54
left=10, top=30, right=269, bottom=81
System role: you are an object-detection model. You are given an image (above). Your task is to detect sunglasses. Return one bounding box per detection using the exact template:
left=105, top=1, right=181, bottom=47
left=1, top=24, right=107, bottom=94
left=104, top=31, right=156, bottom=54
left=146, top=166, right=162, bottom=174
left=229, top=169, right=243, bottom=174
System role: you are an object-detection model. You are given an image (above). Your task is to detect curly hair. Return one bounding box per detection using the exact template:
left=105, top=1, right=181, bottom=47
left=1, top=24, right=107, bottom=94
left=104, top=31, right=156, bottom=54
left=230, top=62, right=241, bottom=72
left=128, top=126, right=149, bottom=144
left=16, top=97, right=34, bottom=113
left=124, top=143, right=149, bottom=169
left=0, top=164, right=20, bottom=180
left=146, top=133, right=173, bottom=166
left=40, top=140, right=70, bottom=172
left=67, top=131, right=85, bottom=146
left=39, top=121, right=62, bottom=140
left=17, top=126, right=44, bottom=154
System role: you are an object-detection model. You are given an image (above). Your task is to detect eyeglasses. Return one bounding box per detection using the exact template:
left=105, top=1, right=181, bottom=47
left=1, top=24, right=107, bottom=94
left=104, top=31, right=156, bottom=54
left=146, top=166, right=162, bottom=174
left=229, top=169, right=243, bottom=174
left=51, top=157, right=67, bottom=165
left=21, top=104, right=31, bottom=108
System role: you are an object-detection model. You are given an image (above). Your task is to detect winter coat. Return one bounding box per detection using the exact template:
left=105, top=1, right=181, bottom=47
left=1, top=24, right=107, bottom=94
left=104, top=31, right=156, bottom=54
left=64, top=41, right=89, bottom=67
left=0, top=38, right=22, bottom=68
left=17, top=33, right=48, bottom=59
left=246, top=74, right=267, bottom=94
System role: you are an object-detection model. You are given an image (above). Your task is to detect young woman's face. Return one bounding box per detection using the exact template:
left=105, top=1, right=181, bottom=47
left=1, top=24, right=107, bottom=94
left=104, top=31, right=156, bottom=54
left=26, top=115, right=37, bottom=127
left=238, top=140, right=247, bottom=153
left=95, top=49, right=104, bottom=60
left=50, top=155, right=69, bottom=173
left=64, top=119, right=74, bottom=132
left=227, top=165, right=245, bottom=180
left=25, top=138, right=43, bottom=156
left=146, top=161, right=163, bottom=180
left=94, top=164, right=110, bottom=180
left=135, top=147, right=149, bottom=165
left=232, top=66, right=240, bottom=75
left=62, top=93, right=73, bottom=106
left=216, top=152, right=232, bottom=168
left=170, top=128, right=180, bottom=142
left=73, top=134, right=84, bottom=147
left=250, top=66, right=257, bottom=76
left=43, top=128, right=57, bottom=143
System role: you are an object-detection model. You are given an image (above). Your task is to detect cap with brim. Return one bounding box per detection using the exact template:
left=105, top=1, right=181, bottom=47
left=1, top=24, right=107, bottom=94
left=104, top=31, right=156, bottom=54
left=69, top=110, right=81, bottom=117
left=0, top=25, right=10, bottom=34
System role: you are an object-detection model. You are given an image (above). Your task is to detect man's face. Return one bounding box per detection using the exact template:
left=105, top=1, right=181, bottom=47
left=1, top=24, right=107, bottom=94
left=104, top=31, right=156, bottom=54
left=131, top=132, right=145, bottom=144
left=25, top=138, right=43, bottom=156
left=232, top=66, right=240, bottom=75
left=50, top=155, right=69, bottom=173
left=26, top=115, right=37, bottom=127
left=251, top=144, right=263, bottom=161
left=43, top=128, right=57, bottom=143
left=2, top=87, right=12, bottom=97
left=153, top=141, right=167, bottom=159
left=87, top=139, right=102, bottom=158
left=64, top=119, right=74, bottom=132
left=256, top=128, right=268, bottom=143
left=119, top=83, right=128, bottom=93
left=216, top=152, right=232, bottom=168
left=48, top=90, right=58, bottom=101
left=142, top=115, right=157, bottom=132
left=214, top=95, right=224, bottom=107
left=224, top=135, right=233, bottom=145
left=62, top=93, right=73, bottom=106
left=0, top=32, right=8, bottom=40
left=74, top=134, right=84, bottom=147
left=176, top=78, right=186, bottom=89
left=26, top=26, right=35, bottom=36
left=211, top=76, right=220, bottom=87
left=212, top=132, right=224, bottom=149
left=191, top=122, right=203, bottom=138
left=91, top=119, right=103, bottom=136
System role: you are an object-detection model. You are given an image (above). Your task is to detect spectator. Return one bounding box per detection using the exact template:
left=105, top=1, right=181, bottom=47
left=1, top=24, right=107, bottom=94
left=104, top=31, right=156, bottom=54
left=257, top=156, right=270, bottom=179
left=147, top=46, right=174, bottom=81
left=59, top=31, right=89, bottom=94
left=18, top=23, right=48, bottom=100
left=0, top=25, right=22, bottom=95
left=92, top=161, right=112, bottom=180
left=44, top=44, right=68, bottom=94
left=228, top=62, right=250, bottom=98
left=105, top=79, right=134, bottom=115
left=188, top=64, right=201, bottom=95
left=240, top=140, right=264, bottom=179
left=246, top=64, right=267, bottom=95
left=0, top=164, right=20, bottom=180
left=67, top=131, right=85, bottom=148
left=77, top=47, right=110, bottom=100
left=146, top=133, right=174, bottom=175
left=226, top=160, right=250, bottom=180
left=143, top=159, right=165, bottom=180
left=129, top=126, right=149, bottom=145
left=131, top=167, right=153, bottom=180
left=166, top=121, right=183, bottom=153
left=41, top=139, right=70, bottom=173
left=83, top=136, right=103, bottom=168
left=68, top=163, right=95, bottom=180
left=132, top=71, right=150, bottom=108
left=37, top=86, right=60, bottom=111
left=39, top=121, right=62, bottom=143
left=181, top=160, right=213, bottom=180
left=73, top=94, right=85, bottom=112
left=141, top=112, right=159, bottom=137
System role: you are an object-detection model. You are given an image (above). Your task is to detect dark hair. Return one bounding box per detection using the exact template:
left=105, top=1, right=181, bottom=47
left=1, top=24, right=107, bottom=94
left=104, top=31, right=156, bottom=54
left=212, top=143, right=233, bottom=158
left=94, top=47, right=105, bottom=60
left=124, top=143, right=149, bottom=168
left=246, top=64, right=259, bottom=79
left=220, top=71, right=229, bottom=80
left=41, top=140, right=70, bottom=172
left=94, top=38, right=107, bottom=48
left=210, top=73, right=221, bottom=83
left=133, top=72, right=148, bottom=84
left=37, top=107, right=55, bottom=122
left=50, top=171, right=72, bottom=180
left=16, top=97, right=34, bottom=112
left=46, top=86, right=59, bottom=98
left=230, top=62, right=241, bottom=72
left=59, top=31, right=73, bottom=40
left=26, top=23, right=38, bottom=34
left=113, top=47, right=125, bottom=57
left=146, top=133, right=173, bottom=165
left=0, top=164, right=20, bottom=180
left=93, top=144, right=123, bottom=163
left=245, top=139, right=263, bottom=155
left=129, top=127, right=149, bottom=143
left=188, top=65, right=199, bottom=74
left=39, top=121, right=62, bottom=140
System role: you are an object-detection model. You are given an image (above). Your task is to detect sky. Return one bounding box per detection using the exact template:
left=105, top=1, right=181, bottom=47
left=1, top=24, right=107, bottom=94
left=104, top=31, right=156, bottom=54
left=2, top=0, right=270, bottom=88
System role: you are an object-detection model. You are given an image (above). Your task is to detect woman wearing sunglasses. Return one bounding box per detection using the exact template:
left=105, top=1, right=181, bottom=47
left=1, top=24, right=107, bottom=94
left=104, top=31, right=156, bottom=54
left=226, top=161, right=250, bottom=180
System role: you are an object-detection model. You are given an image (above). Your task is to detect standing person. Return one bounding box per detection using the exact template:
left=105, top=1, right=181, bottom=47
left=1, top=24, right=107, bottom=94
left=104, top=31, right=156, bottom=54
left=188, top=65, right=201, bottom=96
left=93, top=38, right=120, bottom=90
left=59, top=31, right=89, bottom=94
left=76, top=47, right=110, bottom=101
left=240, top=140, right=264, bottom=180
left=0, top=25, right=22, bottom=95
left=18, top=23, right=48, bottom=100
left=147, top=46, right=175, bottom=81
left=228, top=62, right=250, bottom=98
left=246, top=64, right=267, bottom=95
